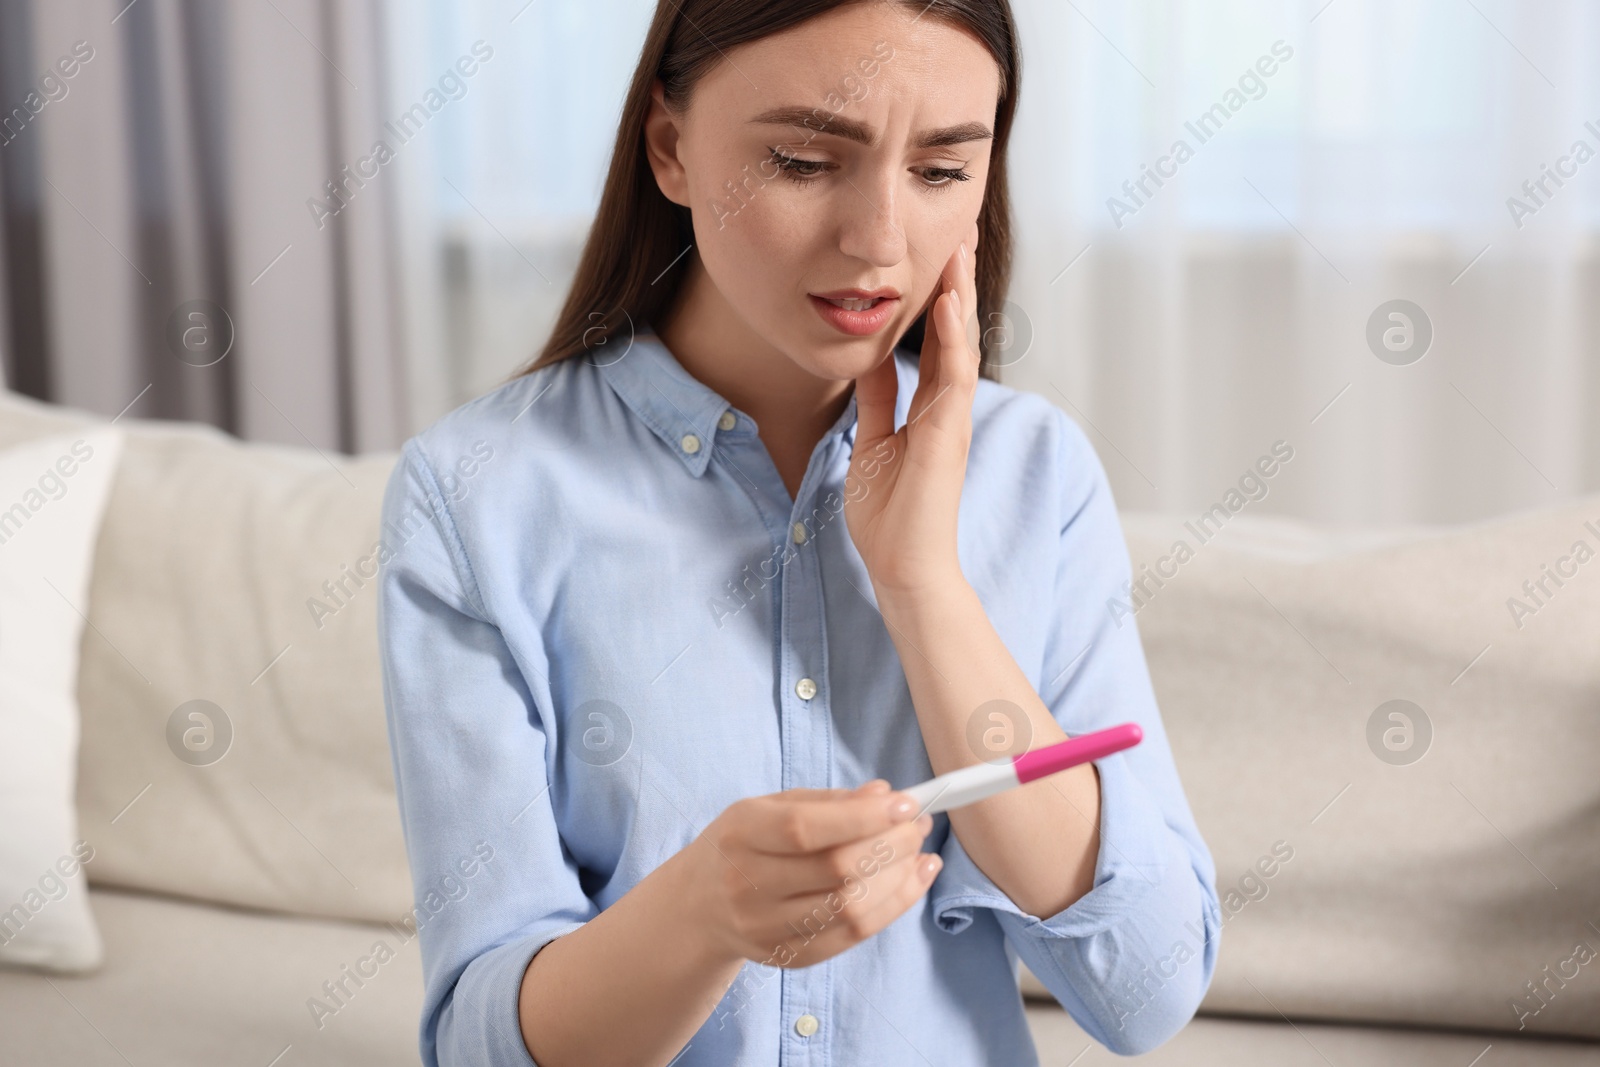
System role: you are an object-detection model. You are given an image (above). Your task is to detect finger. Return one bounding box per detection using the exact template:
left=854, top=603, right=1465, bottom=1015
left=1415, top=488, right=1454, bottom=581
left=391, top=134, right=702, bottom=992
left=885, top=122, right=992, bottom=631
left=960, top=220, right=981, bottom=359
left=945, top=237, right=980, bottom=389
left=907, top=243, right=963, bottom=427
left=778, top=848, right=942, bottom=965
left=843, top=846, right=941, bottom=929
left=853, top=349, right=900, bottom=447
left=779, top=780, right=887, bottom=803
left=780, top=786, right=863, bottom=801
left=774, top=840, right=927, bottom=942
left=908, top=219, right=982, bottom=426
left=747, top=788, right=918, bottom=855
left=936, top=228, right=981, bottom=387
left=762, top=813, right=933, bottom=897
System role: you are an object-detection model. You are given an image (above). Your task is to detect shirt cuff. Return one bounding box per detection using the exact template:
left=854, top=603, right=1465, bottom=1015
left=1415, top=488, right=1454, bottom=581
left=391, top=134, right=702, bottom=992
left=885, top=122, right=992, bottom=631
left=928, top=752, right=1172, bottom=940
left=436, top=921, right=588, bottom=1067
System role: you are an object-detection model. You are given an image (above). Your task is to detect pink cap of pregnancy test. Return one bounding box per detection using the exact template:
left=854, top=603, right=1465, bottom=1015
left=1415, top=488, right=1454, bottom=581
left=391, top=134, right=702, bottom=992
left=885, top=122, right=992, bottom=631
left=1011, top=723, right=1143, bottom=784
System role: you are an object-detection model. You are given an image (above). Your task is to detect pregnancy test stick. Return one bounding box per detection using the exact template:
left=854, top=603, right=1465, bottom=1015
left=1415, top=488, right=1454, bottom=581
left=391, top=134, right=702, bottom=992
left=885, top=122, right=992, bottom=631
left=901, top=723, right=1144, bottom=816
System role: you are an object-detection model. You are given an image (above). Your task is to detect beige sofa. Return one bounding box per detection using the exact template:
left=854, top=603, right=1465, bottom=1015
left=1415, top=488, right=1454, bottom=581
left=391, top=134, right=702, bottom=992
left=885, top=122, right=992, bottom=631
left=1, top=388, right=1596, bottom=1065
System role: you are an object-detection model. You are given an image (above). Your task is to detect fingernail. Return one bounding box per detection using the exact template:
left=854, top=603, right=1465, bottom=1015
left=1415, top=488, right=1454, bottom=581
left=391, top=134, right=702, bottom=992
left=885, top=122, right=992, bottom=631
left=890, top=795, right=917, bottom=821
left=959, top=241, right=967, bottom=261
left=950, top=288, right=960, bottom=317
left=924, top=854, right=943, bottom=878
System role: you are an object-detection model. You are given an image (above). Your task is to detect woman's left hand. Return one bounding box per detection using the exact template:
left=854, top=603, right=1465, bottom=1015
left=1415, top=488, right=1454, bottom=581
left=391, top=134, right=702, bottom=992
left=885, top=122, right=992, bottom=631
left=845, top=219, right=981, bottom=601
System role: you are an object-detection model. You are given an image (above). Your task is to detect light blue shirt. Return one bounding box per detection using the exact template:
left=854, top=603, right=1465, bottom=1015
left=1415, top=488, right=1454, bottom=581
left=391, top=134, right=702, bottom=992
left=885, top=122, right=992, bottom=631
left=376, top=330, right=1221, bottom=1067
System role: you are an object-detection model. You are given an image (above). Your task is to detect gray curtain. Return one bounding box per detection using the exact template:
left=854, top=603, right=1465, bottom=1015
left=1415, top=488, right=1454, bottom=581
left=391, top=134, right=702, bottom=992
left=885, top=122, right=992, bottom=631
left=0, top=0, right=408, bottom=454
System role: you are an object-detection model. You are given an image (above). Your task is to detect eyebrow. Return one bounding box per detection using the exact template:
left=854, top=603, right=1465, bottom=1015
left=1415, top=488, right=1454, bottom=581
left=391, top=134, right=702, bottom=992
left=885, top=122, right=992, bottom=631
left=749, top=106, right=992, bottom=150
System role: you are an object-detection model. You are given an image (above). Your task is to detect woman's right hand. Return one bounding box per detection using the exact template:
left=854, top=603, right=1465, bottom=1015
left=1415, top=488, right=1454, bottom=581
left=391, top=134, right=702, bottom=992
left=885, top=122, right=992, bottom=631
left=680, top=779, right=942, bottom=969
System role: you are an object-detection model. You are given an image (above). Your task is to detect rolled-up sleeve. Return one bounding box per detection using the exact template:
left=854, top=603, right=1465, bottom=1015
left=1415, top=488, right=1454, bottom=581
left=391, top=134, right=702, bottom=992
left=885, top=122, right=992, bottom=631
left=377, top=439, right=598, bottom=1067
left=927, top=407, right=1222, bottom=1056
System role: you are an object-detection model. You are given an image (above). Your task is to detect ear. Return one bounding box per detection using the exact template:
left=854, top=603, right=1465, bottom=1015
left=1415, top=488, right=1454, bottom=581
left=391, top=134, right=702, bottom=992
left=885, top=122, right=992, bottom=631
left=643, top=80, right=691, bottom=207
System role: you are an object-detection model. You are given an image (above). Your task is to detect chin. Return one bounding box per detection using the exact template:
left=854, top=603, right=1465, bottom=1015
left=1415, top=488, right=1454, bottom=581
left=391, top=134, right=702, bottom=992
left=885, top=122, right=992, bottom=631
left=790, top=332, right=900, bottom=380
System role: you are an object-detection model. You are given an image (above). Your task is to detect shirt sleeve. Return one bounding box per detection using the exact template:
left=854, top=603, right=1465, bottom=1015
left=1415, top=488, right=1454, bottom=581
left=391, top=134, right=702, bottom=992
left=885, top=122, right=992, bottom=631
left=926, top=406, right=1222, bottom=1056
left=377, top=439, right=598, bottom=1067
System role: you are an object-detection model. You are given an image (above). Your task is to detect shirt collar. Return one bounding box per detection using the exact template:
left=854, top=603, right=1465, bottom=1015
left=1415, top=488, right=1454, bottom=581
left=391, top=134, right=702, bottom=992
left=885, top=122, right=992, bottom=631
left=598, top=329, right=918, bottom=478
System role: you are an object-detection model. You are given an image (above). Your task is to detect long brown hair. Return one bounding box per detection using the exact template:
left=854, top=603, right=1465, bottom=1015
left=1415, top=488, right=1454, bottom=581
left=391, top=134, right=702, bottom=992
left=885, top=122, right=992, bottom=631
left=509, top=0, right=1021, bottom=383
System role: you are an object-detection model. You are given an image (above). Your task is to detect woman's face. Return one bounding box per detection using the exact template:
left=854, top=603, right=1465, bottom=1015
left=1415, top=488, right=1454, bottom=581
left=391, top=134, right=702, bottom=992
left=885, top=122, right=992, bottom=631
left=646, top=1, right=1001, bottom=380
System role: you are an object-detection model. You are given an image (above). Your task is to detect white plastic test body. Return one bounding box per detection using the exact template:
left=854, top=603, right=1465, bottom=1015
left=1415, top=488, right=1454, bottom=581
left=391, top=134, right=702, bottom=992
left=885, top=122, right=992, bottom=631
left=900, top=723, right=1144, bottom=816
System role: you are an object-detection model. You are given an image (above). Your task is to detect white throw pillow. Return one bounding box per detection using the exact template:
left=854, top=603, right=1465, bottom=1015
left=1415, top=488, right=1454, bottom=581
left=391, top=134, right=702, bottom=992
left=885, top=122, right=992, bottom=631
left=0, top=427, right=124, bottom=973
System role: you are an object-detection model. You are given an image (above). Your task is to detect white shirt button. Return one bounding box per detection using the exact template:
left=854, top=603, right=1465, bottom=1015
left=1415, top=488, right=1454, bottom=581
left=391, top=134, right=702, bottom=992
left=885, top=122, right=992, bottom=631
left=795, top=677, right=817, bottom=700
left=718, top=411, right=737, bottom=431
left=680, top=433, right=701, bottom=454
left=794, top=1013, right=820, bottom=1037
left=791, top=522, right=807, bottom=544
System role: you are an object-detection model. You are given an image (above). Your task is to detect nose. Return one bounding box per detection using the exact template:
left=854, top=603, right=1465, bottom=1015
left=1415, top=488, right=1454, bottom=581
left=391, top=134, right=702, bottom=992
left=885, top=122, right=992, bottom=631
left=836, top=166, right=907, bottom=269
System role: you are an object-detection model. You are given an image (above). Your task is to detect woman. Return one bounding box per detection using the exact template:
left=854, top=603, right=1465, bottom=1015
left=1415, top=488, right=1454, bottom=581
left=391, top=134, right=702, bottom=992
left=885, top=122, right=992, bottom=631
left=377, top=1, right=1219, bottom=1064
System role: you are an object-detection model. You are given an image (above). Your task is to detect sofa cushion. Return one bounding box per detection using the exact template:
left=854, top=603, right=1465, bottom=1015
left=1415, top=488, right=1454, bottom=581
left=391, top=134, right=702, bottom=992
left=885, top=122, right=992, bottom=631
left=2, top=388, right=413, bottom=925
left=75, top=421, right=409, bottom=922
left=0, top=885, right=1591, bottom=1066
left=1108, top=504, right=1600, bottom=1039
left=0, top=390, right=102, bottom=447
left=0, top=886, right=423, bottom=1065
left=1025, top=1001, right=1600, bottom=1065
left=0, top=428, right=124, bottom=973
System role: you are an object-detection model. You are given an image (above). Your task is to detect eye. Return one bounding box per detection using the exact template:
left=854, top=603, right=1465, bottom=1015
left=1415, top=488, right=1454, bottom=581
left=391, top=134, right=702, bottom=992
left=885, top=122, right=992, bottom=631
left=918, top=165, right=973, bottom=189
left=768, top=147, right=830, bottom=184
left=765, top=147, right=974, bottom=191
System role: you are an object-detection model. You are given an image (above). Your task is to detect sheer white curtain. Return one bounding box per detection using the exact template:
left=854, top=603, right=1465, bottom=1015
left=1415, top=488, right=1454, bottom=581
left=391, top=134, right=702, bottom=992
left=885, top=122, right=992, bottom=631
left=1005, top=0, right=1600, bottom=525
left=384, top=0, right=655, bottom=429
left=392, top=0, right=1600, bottom=524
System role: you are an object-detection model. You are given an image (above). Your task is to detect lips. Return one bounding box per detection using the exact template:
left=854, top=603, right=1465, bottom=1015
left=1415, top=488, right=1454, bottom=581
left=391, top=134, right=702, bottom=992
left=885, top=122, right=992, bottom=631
left=808, top=289, right=900, bottom=336
left=812, top=287, right=902, bottom=303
